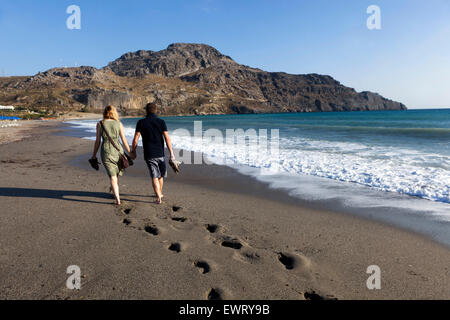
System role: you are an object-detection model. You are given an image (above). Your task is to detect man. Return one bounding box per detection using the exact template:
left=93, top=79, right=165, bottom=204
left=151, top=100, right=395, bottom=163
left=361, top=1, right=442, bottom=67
left=131, top=102, right=176, bottom=204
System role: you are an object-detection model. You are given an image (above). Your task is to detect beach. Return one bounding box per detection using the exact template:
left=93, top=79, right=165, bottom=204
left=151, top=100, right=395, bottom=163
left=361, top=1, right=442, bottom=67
left=0, top=120, right=41, bottom=145
left=0, top=120, right=449, bottom=300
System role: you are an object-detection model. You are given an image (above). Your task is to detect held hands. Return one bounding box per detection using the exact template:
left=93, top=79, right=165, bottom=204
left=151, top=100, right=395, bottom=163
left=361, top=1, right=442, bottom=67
left=127, top=150, right=171, bottom=161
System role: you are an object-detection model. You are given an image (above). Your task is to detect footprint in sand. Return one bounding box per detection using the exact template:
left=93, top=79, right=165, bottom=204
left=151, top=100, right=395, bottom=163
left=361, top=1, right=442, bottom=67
left=122, top=208, right=132, bottom=215
left=234, top=250, right=261, bottom=264
left=303, top=290, right=337, bottom=301
left=278, top=253, right=296, bottom=270
left=206, top=224, right=219, bottom=233
left=168, top=243, right=181, bottom=253
left=221, top=239, right=243, bottom=250
left=171, top=217, right=187, bottom=222
left=303, top=290, right=324, bottom=300
left=144, top=225, right=159, bottom=236
left=277, top=252, right=312, bottom=272
left=122, top=218, right=132, bottom=226
left=194, top=261, right=210, bottom=274
left=172, top=206, right=182, bottom=212
left=207, top=288, right=222, bottom=300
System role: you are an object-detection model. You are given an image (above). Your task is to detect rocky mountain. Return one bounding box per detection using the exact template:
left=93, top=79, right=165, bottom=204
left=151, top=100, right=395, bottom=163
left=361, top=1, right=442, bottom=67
left=105, top=43, right=236, bottom=77
left=0, top=43, right=406, bottom=116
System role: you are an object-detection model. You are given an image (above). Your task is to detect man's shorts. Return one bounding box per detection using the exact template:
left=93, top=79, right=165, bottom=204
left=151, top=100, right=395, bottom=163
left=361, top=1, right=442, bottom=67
left=145, top=157, right=167, bottom=179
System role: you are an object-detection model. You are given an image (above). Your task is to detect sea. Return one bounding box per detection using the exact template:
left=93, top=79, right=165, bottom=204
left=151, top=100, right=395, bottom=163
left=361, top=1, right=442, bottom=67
left=67, top=109, right=450, bottom=245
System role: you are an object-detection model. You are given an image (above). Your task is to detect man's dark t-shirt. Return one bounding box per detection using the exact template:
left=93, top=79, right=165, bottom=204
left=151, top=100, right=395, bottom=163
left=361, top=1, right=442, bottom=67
left=136, top=114, right=168, bottom=160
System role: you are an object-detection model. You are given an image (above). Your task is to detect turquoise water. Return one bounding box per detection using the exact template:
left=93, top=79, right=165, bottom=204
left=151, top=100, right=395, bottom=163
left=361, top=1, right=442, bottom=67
left=152, top=109, right=449, bottom=157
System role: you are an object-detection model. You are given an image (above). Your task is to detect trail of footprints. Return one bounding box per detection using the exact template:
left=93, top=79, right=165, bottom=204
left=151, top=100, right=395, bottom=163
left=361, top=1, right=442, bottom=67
left=117, top=204, right=334, bottom=300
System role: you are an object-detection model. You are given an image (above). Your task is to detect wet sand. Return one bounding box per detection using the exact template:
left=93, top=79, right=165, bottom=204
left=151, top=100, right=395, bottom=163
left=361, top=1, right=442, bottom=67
left=0, top=121, right=449, bottom=299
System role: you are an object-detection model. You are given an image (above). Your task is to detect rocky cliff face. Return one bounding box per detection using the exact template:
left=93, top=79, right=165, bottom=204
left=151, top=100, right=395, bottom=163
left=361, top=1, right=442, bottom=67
left=180, top=64, right=406, bottom=112
left=105, top=43, right=236, bottom=77
left=0, top=43, right=406, bottom=115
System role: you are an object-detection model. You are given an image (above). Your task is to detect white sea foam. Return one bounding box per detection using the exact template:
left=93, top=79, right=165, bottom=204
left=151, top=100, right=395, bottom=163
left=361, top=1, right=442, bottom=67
left=169, top=129, right=450, bottom=204
left=0, top=120, right=20, bottom=128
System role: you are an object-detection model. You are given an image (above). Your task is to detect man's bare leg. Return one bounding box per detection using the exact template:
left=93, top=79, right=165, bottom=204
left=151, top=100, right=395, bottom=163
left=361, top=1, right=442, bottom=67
left=159, top=178, right=164, bottom=198
left=152, top=178, right=163, bottom=204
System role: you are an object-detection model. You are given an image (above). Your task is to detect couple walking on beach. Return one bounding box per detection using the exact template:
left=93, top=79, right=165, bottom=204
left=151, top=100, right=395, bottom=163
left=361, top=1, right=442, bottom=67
left=90, top=103, right=176, bottom=206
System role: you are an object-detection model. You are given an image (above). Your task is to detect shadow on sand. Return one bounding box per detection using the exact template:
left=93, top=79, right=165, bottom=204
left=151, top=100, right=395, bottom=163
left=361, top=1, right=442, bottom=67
left=0, top=187, right=142, bottom=205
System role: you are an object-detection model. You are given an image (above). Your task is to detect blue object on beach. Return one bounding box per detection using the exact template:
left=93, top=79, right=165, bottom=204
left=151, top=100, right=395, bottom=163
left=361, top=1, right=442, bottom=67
left=0, top=116, right=21, bottom=120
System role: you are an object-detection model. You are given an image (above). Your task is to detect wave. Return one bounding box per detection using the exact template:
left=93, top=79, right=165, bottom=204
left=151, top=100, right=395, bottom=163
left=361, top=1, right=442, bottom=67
left=170, top=130, right=450, bottom=204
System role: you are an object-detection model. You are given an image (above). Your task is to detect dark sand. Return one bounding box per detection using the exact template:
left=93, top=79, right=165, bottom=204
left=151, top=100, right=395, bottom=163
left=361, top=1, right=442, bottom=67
left=1, top=122, right=449, bottom=300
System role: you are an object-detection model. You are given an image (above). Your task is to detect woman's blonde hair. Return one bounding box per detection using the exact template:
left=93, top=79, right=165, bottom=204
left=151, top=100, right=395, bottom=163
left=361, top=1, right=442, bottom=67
left=103, top=105, right=119, bottom=121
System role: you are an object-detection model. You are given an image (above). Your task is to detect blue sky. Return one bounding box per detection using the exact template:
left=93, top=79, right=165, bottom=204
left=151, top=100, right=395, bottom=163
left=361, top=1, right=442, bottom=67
left=0, top=0, right=449, bottom=109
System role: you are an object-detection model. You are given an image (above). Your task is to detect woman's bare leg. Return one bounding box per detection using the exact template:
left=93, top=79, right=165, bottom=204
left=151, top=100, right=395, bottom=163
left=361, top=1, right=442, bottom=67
left=111, top=175, right=120, bottom=205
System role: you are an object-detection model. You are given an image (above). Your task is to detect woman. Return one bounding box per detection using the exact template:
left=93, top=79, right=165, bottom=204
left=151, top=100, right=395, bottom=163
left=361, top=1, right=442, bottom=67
left=91, top=106, right=131, bottom=206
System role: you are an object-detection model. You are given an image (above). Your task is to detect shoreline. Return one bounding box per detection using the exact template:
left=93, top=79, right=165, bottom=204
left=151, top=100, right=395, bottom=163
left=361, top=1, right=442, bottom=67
left=0, top=112, right=101, bottom=145
left=1, top=120, right=449, bottom=299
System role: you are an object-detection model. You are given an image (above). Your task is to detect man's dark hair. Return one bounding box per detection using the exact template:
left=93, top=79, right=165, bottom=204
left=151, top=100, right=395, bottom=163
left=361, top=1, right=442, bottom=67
left=145, top=102, right=158, bottom=115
